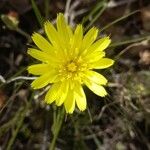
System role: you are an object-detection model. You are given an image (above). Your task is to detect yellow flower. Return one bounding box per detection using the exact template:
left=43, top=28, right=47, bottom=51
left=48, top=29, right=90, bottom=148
left=27, top=13, right=114, bottom=113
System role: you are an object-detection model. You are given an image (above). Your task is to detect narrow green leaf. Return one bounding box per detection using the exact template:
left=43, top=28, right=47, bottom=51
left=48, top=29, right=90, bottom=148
left=100, top=10, right=140, bottom=32
left=31, top=0, right=44, bottom=27
left=82, top=0, right=107, bottom=32
left=109, top=35, right=150, bottom=48
left=82, top=0, right=106, bottom=25
left=45, top=0, right=50, bottom=19
left=84, top=4, right=107, bottom=32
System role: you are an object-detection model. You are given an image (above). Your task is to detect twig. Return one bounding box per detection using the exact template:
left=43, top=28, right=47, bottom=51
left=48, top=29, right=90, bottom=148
left=73, top=9, right=88, bottom=18
left=96, top=101, right=119, bottom=120
left=70, top=8, right=88, bottom=27
left=115, top=40, right=149, bottom=60
left=108, top=82, right=122, bottom=88
left=107, top=0, right=137, bottom=8
left=6, top=76, right=37, bottom=83
left=64, top=0, right=72, bottom=22
left=69, top=0, right=80, bottom=12
left=68, top=0, right=86, bottom=26
left=0, top=75, right=37, bottom=84
left=34, top=85, right=50, bottom=100
left=65, top=0, right=88, bottom=26
left=0, top=75, right=6, bottom=83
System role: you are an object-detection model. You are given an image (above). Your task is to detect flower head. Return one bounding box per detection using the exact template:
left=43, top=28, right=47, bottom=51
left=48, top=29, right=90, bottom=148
left=27, top=13, right=114, bottom=113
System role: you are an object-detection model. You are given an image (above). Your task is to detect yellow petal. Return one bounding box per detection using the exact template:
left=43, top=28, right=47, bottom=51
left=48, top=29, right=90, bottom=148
left=91, top=58, right=114, bottom=69
left=67, top=25, right=73, bottom=39
left=31, top=71, right=57, bottom=89
left=85, top=81, right=107, bottom=97
left=74, top=82, right=86, bottom=111
left=56, top=13, right=70, bottom=45
left=45, top=82, right=60, bottom=104
left=27, top=48, right=58, bottom=64
left=64, top=89, right=75, bottom=114
left=44, top=21, right=67, bottom=57
left=55, top=81, right=69, bottom=106
left=81, top=27, right=98, bottom=50
left=32, top=33, right=54, bottom=54
left=44, top=21, right=60, bottom=48
left=72, top=24, right=83, bottom=51
left=83, top=51, right=105, bottom=63
left=83, top=71, right=107, bottom=85
left=87, top=36, right=111, bottom=54
left=27, top=64, right=49, bottom=75
left=27, top=48, right=50, bottom=62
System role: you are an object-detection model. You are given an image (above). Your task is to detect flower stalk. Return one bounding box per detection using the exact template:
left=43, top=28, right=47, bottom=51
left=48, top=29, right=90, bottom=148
left=49, top=107, right=65, bottom=150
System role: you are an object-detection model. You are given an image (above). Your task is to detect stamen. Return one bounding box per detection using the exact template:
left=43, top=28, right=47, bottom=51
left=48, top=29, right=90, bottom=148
left=67, top=62, right=77, bottom=72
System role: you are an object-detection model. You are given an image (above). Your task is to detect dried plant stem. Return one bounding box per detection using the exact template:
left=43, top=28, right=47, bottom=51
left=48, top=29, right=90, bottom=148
left=0, top=75, right=36, bottom=84
left=65, top=0, right=71, bottom=22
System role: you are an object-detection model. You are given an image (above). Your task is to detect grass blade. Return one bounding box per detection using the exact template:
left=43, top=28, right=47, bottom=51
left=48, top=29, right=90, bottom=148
left=84, top=4, right=107, bottom=32
left=45, top=0, right=50, bottom=19
left=82, top=0, right=106, bottom=24
left=82, top=0, right=107, bottom=32
left=100, top=10, right=140, bottom=32
left=31, top=0, right=44, bottom=27
left=109, top=35, right=150, bottom=48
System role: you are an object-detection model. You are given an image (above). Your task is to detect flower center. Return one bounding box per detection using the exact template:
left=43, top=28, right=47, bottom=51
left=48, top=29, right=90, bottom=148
left=58, top=57, right=88, bottom=81
left=67, top=62, right=77, bottom=72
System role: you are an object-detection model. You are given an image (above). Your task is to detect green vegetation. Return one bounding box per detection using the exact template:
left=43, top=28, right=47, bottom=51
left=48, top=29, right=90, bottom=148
left=0, top=0, right=149, bottom=149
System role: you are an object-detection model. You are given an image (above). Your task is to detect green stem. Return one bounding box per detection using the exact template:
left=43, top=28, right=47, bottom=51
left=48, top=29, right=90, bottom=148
left=16, top=28, right=31, bottom=41
left=49, top=107, right=65, bottom=150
